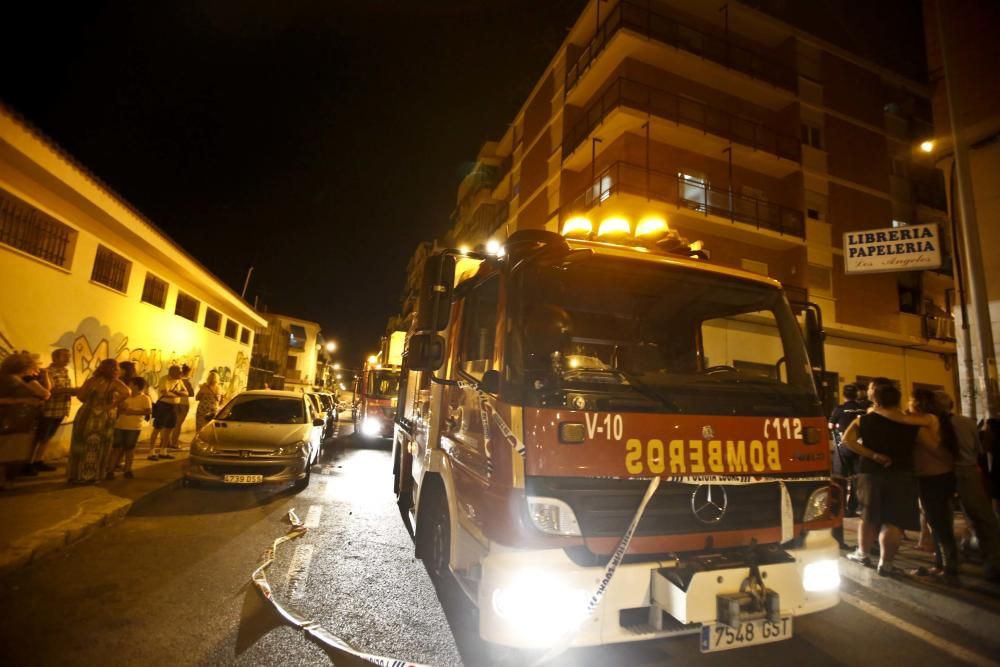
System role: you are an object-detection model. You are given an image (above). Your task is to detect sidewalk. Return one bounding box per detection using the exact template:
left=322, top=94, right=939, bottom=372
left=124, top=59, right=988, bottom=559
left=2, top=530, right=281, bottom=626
left=839, top=514, right=1000, bottom=644
left=0, top=442, right=189, bottom=576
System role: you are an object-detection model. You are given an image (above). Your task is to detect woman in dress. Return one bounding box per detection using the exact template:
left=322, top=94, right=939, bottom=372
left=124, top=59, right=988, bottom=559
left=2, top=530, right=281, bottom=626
left=67, top=359, right=129, bottom=483
left=195, top=370, right=223, bottom=433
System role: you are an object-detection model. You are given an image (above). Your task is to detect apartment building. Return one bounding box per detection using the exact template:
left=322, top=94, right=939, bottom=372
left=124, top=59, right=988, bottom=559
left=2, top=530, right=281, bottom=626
left=252, top=313, right=321, bottom=391
left=443, top=0, right=957, bottom=407
left=0, top=105, right=264, bottom=453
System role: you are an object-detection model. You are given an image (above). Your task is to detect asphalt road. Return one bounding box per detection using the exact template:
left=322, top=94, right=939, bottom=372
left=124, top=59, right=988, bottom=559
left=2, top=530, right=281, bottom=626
left=1, top=419, right=997, bottom=667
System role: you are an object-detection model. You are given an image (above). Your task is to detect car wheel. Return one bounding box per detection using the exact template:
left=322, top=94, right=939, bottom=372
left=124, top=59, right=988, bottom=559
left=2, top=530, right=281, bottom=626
left=416, top=485, right=450, bottom=581
left=294, top=464, right=311, bottom=492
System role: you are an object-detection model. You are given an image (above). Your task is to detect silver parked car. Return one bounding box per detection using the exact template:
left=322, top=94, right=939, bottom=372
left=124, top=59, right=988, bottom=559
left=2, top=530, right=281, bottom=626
left=184, top=390, right=323, bottom=490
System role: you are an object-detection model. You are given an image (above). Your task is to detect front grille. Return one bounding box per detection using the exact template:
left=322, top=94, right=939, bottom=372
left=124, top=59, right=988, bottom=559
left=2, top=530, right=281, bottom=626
left=216, top=448, right=278, bottom=457
left=203, top=465, right=286, bottom=477
left=528, top=477, right=827, bottom=539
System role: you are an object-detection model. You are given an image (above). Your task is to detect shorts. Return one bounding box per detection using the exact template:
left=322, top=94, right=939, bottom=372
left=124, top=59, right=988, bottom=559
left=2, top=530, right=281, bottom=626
left=855, top=472, right=920, bottom=531
left=113, top=429, right=141, bottom=450
left=152, top=401, right=177, bottom=429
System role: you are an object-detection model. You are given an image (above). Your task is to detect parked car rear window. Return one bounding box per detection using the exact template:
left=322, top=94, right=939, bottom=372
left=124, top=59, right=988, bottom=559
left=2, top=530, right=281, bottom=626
left=217, top=396, right=305, bottom=424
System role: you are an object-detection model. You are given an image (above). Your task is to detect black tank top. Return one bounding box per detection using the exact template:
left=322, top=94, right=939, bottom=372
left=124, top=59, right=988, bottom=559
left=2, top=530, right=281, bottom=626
left=858, top=413, right=919, bottom=473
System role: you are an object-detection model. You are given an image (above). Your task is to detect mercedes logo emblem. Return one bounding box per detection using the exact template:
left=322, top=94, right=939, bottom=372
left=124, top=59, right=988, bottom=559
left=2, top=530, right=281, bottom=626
left=691, top=484, right=728, bottom=524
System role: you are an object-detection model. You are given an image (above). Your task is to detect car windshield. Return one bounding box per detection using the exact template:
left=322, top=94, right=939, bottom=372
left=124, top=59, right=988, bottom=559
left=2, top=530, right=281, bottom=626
left=366, top=370, right=399, bottom=399
left=509, top=255, right=819, bottom=416
left=216, top=396, right=306, bottom=424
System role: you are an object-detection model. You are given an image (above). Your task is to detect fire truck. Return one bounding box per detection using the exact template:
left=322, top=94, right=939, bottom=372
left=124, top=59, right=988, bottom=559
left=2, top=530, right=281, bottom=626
left=392, top=224, right=840, bottom=655
left=356, top=331, right=405, bottom=438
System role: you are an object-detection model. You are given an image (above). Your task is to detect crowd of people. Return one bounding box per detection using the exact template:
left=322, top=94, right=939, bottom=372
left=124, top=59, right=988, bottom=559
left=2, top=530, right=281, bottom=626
left=829, top=378, right=1000, bottom=582
left=0, top=350, right=224, bottom=484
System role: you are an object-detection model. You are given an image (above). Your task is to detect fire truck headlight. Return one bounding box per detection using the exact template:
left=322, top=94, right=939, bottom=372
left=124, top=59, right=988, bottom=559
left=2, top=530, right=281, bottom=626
left=491, top=570, right=589, bottom=640
left=802, top=487, right=831, bottom=522
left=802, top=559, right=840, bottom=592
left=361, top=417, right=382, bottom=437
left=527, top=496, right=582, bottom=536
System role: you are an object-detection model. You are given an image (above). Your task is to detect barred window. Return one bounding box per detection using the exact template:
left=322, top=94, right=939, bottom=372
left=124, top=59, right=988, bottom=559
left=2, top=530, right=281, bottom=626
left=91, top=245, right=131, bottom=292
left=0, top=187, right=77, bottom=268
left=240, top=328, right=251, bottom=345
left=224, top=319, right=238, bottom=339
left=175, top=291, right=200, bottom=322
left=141, top=273, right=168, bottom=308
left=204, top=307, right=222, bottom=332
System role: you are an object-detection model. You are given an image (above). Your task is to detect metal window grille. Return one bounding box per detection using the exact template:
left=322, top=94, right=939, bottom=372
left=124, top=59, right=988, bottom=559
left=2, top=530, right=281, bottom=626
left=141, top=273, right=168, bottom=308
left=175, top=292, right=200, bottom=321
left=204, top=308, right=222, bottom=331
left=91, top=245, right=131, bottom=292
left=0, top=188, right=75, bottom=267
left=225, top=320, right=238, bottom=339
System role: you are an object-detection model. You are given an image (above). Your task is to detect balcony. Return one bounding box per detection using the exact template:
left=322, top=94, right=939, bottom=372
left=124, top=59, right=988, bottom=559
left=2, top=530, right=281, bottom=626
left=923, top=314, right=956, bottom=342
left=563, top=77, right=800, bottom=176
left=565, top=161, right=804, bottom=239
left=566, top=1, right=797, bottom=103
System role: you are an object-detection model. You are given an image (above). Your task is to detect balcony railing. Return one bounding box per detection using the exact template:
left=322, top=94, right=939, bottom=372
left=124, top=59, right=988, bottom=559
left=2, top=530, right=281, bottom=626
left=923, top=314, right=956, bottom=342
left=566, top=0, right=797, bottom=94
left=566, top=161, right=804, bottom=238
left=564, top=77, right=800, bottom=163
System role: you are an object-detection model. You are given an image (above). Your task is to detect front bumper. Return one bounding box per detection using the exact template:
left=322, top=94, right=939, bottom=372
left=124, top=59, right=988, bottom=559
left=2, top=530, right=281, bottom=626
left=185, top=453, right=309, bottom=484
left=478, top=529, right=840, bottom=649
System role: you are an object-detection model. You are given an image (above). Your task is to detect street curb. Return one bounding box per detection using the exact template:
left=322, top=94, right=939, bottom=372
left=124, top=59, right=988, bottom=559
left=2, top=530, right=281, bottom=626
left=0, top=458, right=186, bottom=577
left=840, top=556, right=1000, bottom=644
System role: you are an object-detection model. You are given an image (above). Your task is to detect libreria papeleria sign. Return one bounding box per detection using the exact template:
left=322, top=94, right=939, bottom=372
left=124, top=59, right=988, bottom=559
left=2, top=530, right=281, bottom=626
left=843, top=223, right=941, bottom=274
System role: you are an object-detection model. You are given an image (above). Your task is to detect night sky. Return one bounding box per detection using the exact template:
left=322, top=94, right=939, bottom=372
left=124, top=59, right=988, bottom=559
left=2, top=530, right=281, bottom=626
left=2, top=0, right=924, bottom=367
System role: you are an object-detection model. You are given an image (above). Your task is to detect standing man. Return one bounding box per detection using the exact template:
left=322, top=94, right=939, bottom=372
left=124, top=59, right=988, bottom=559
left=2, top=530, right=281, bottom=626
left=829, top=385, right=868, bottom=518
left=940, top=393, right=1000, bottom=580
left=28, top=348, right=74, bottom=474
left=843, top=383, right=921, bottom=576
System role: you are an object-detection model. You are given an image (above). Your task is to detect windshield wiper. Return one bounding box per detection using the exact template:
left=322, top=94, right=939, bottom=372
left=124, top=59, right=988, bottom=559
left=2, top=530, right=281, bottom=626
left=618, top=370, right=681, bottom=412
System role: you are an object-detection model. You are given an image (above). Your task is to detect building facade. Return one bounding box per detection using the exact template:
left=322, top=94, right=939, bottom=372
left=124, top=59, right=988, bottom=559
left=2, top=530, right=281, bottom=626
left=0, top=105, right=264, bottom=453
left=924, top=0, right=1000, bottom=417
left=253, top=313, right=321, bottom=391
left=443, top=0, right=957, bottom=408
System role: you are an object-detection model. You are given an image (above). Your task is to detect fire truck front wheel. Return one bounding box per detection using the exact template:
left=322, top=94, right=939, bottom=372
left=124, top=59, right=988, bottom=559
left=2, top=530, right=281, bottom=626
left=416, top=481, right=450, bottom=581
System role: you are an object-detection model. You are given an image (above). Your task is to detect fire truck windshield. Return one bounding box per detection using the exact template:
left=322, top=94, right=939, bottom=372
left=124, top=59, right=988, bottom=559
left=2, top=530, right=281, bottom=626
left=511, top=256, right=819, bottom=416
left=366, top=370, right=400, bottom=399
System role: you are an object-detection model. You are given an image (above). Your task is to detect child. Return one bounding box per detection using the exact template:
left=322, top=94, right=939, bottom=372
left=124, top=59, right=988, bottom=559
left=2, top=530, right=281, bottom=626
left=108, top=377, right=152, bottom=479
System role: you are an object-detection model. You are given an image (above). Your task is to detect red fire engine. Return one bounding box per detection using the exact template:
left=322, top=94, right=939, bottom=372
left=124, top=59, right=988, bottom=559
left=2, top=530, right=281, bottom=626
left=392, top=224, right=840, bottom=655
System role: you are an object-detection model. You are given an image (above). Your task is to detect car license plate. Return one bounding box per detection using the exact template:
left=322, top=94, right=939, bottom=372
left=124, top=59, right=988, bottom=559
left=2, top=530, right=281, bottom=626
left=700, top=617, right=792, bottom=653
left=223, top=474, right=263, bottom=484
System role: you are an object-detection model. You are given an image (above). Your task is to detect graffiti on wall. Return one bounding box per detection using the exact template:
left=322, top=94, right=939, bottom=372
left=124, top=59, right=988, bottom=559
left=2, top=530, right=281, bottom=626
left=52, top=317, right=205, bottom=393
left=212, top=350, right=250, bottom=400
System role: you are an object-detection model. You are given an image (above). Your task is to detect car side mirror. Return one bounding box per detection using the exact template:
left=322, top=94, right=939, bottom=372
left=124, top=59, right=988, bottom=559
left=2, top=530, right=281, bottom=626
left=406, top=333, right=445, bottom=372
left=313, top=417, right=325, bottom=427
left=479, top=369, right=500, bottom=394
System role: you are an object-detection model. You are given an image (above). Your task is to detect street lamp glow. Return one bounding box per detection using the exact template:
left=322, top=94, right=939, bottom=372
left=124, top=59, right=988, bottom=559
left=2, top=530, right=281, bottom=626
left=367, top=355, right=378, bottom=364
left=459, top=244, right=470, bottom=255
left=325, top=341, right=337, bottom=352
left=333, top=363, right=340, bottom=370
left=486, top=238, right=501, bottom=255
left=919, top=139, right=935, bottom=153
left=335, top=373, right=342, bottom=380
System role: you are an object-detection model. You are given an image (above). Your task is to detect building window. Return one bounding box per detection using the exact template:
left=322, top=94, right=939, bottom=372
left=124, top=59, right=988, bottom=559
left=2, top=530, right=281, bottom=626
left=141, top=273, right=168, bottom=308
left=175, top=292, right=200, bottom=322
left=91, top=245, right=131, bottom=293
left=801, top=123, right=823, bottom=149
left=0, top=187, right=77, bottom=269
left=288, top=324, right=307, bottom=350
left=287, top=355, right=297, bottom=370
left=240, top=327, right=251, bottom=345
left=204, top=307, right=222, bottom=332
left=225, top=319, right=238, bottom=339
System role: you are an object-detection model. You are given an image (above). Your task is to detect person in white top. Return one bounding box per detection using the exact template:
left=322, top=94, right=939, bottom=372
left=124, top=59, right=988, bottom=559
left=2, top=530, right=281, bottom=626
left=108, top=377, right=152, bottom=479
left=149, top=366, right=187, bottom=460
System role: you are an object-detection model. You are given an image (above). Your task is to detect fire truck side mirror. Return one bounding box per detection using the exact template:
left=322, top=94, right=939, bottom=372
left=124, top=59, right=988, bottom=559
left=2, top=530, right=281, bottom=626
left=416, top=254, right=456, bottom=332
left=804, top=307, right=825, bottom=370
left=407, top=333, right=446, bottom=372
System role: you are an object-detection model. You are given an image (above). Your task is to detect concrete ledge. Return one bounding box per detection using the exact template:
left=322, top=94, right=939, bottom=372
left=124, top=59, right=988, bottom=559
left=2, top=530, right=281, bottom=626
left=0, top=457, right=186, bottom=577
left=840, top=555, right=1000, bottom=644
